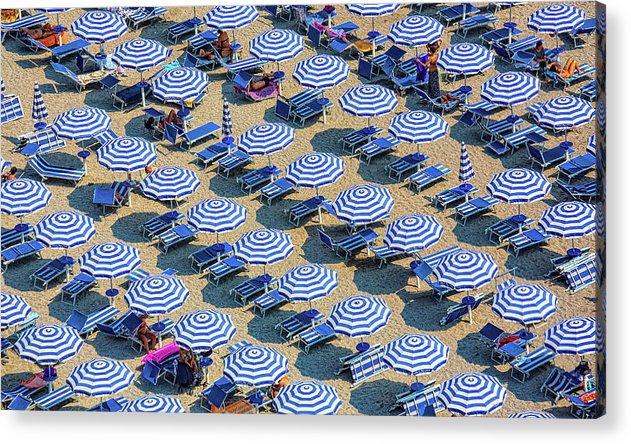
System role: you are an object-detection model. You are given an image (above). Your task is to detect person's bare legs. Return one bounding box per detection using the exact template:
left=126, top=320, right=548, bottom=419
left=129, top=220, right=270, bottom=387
left=198, top=49, right=215, bottom=60
left=147, top=331, right=157, bottom=350
left=139, top=334, right=151, bottom=354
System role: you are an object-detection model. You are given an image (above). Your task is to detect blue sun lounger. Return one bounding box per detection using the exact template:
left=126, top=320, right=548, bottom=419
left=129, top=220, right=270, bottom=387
left=528, top=144, right=575, bottom=170
left=194, top=142, right=233, bottom=168
left=286, top=196, right=332, bottom=226
left=297, top=323, right=337, bottom=353
left=185, top=29, right=219, bottom=51
left=93, top=181, right=132, bottom=214
left=569, top=17, right=596, bottom=48
left=238, top=165, right=283, bottom=194
left=126, top=7, right=168, bottom=30
left=557, top=153, right=596, bottom=182
left=411, top=246, right=463, bottom=300
left=166, top=17, right=203, bottom=43
left=207, top=256, right=247, bottom=286
left=565, top=260, right=597, bottom=294
left=368, top=244, right=408, bottom=268
left=510, top=347, right=558, bottom=382
left=541, top=368, right=583, bottom=404
left=141, top=349, right=180, bottom=385
left=210, top=45, right=268, bottom=79
left=485, top=216, right=534, bottom=244
left=479, top=26, right=523, bottom=46
left=189, top=243, right=233, bottom=273
left=357, top=136, right=400, bottom=164
left=438, top=3, right=480, bottom=25
left=565, top=389, right=598, bottom=418
left=217, top=150, right=252, bottom=178
left=275, top=88, right=323, bottom=121
left=1, top=223, right=35, bottom=249
left=414, top=86, right=470, bottom=114
left=276, top=310, right=325, bottom=341
left=30, top=257, right=74, bottom=290
left=180, top=121, right=220, bottom=148
left=7, top=394, right=33, bottom=410
left=1, top=374, right=50, bottom=407
left=506, top=228, right=552, bottom=256
left=17, top=126, right=66, bottom=156
left=481, top=116, right=525, bottom=141
left=398, top=383, right=445, bottom=416
left=457, top=13, right=498, bottom=38
left=1, top=95, right=23, bottom=125
left=318, top=228, right=379, bottom=262
left=59, top=272, right=97, bottom=306
left=432, top=185, right=479, bottom=210
left=453, top=196, right=499, bottom=226
left=385, top=153, right=430, bottom=181
left=28, top=155, right=85, bottom=185
left=157, top=223, right=199, bottom=254
left=339, top=126, right=383, bottom=152
left=231, top=274, right=277, bottom=306
left=556, top=180, right=598, bottom=203
left=50, top=62, right=109, bottom=92
left=96, top=311, right=143, bottom=340
left=199, top=377, right=237, bottom=411
left=346, top=346, right=389, bottom=388
left=440, top=294, right=485, bottom=326
left=259, top=178, right=296, bottom=205
left=293, top=99, right=334, bottom=126
left=545, top=64, right=596, bottom=90
left=1, top=240, right=45, bottom=272
left=251, top=290, right=289, bottom=317
left=407, top=164, right=451, bottom=192
left=32, top=384, right=75, bottom=410
left=578, top=80, right=597, bottom=101
left=28, top=38, right=90, bottom=61
left=505, top=35, right=539, bottom=54
left=140, top=211, right=185, bottom=240
left=88, top=397, right=128, bottom=412
left=0, top=13, right=49, bottom=38
left=66, top=306, right=121, bottom=337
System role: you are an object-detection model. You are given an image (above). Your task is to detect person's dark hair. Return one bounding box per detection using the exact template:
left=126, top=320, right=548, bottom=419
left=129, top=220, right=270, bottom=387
left=9, top=167, right=17, bottom=174
left=535, top=40, right=544, bottom=49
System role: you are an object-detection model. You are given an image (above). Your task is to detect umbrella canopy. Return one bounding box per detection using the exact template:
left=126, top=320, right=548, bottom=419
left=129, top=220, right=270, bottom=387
left=533, top=96, right=595, bottom=132
left=528, top=4, right=585, bottom=35
left=152, top=67, right=210, bottom=103
left=224, top=345, right=288, bottom=387
left=339, top=85, right=398, bottom=118
left=509, top=411, right=556, bottom=419
left=328, top=295, right=391, bottom=338
left=285, top=153, right=345, bottom=190
left=250, top=29, right=304, bottom=65
left=437, top=43, right=495, bottom=80
left=433, top=250, right=498, bottom=291
left=122, top=395, right=185, bottom=413
left=1, top=292, right=33, bottom=328
left=233, top=229, right=293, bottom=268
left=139, top=167, right=200, bottom=201
left=1, top=179, right=51, bottom=217
left=388, top=110, right=448, bottom=144
left=384, top=334, right=449, bottom=376
left=97, top=137, right=157, bottom=172
left=34, top=211, right=96, bottom=251
left=346, top=4, right=401, bottom=16
left=273, top=380, right=342, bottom=415
left=0, top=78, right=5, bottom=97
left=492, top=284, right=558, bottom=325
left=278, top=264, right=338, bottom=302
left=52, top=107, right=112, bottom=141
left=71, top=11, right=127, bottom=50
left=187, top=198, right=246, bottom=235
left=384, top=214, right=443, bottom=254
left=0, top=155, right=11, bottom=173
left=238, top=123, right=295, bottom=157
left=124, top=276, right=190, bottom=316
left=174, top=309, right=236, bottom=353
left=32, top=81, right=48, bottom=126
left=332, top=184, right=394, bottom=226
left=459, top=141, right=475, bottom=184
left=79, top=242, right=141, bottom=280
left=14, top=324, right=83, bottom=366
left=539, top=202, right=596, bottom=238
left=587, top=134, right=596, bottom=156
left=439, top=372, right=507, bottom=416
left=111, top=38, right=170, bottom=72
left=545, top=317, right=599, bottom=356
left=293, top=55, right=350, bottom=89
left=222, top=97, right=232, bottom=143
left=388, top=15, right=444, bottom=47
left=481, top=72, right=540, bottom=110
left=67, top=358, right=134, bottom=396
left=203, top=5, right=258, bottom=30
left=487, top=168, right=551, bottom=204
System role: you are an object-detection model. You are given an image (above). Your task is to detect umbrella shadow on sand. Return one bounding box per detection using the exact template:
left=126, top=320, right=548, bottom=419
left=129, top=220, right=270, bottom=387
left=110, top=211, right=159, bottom=244
left=246, top=313, right=286, bottom=345
left=352, top=263, right=409, bottom=296
left=201, top=279, right=240, bottom=308
left=209, top=174, right=246, bottom=199
left=349, top=378, right=410, bottom=416
left=294, top=343, right=353, bottom=380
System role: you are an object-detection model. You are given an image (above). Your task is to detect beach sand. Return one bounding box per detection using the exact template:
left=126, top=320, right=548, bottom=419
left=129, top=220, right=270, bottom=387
left=1, top=2, right=598, bottom=416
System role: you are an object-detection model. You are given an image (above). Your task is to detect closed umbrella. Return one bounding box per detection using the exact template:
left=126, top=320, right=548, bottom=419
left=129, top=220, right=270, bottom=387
left=32, top=81, right=48, bottom=130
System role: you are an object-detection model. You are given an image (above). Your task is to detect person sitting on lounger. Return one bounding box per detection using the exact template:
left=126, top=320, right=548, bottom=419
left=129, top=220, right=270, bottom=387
left=1, top=167, right=18, bottom=182
left=176, top=346, right=200, bottom=394
left=137, top=315, right=157, bottom=354
left=533, top=40, right=548, bottom=76
left=145, top=109, right=184, bottom=131
left=248, top=73, right=277, bottom=92
left=312, top=20, right=350, bottom=43
left=571, top=360, right=594, bottom=392
left=198, top=28, right=233, bottom=60
left=20, top=23, right=55, bottom=40
left=270, top=375, right=290, bottom=398
left=548, top=57, right=583, bottom=78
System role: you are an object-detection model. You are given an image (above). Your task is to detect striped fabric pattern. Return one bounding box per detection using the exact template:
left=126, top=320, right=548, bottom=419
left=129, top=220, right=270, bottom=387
left=71, top=10, right=128, bottom=43
left=111, top=38, right=170, bottom=71
left=234, top=229, right=294, bottom=266
left=187, top=199, right=246, bottom=234
left=14, top=324, right=83, bottom=366
left=123, top=395, right=185, bottom=413
left=285, top=153, right=345, bottom=189
left=384, top=334, right=449, bottom=375
left=238, top=123, right=295, bottom=156
left=278, top=264, right=338, bottom=302
left=388, top=15, right=444, bottom=47
left=1, top=292, right=33, bottom=328
left=481, top=72, right=540, bottom=107
left=587, top=134, right=596, bottom=156
left=79, top=242, right=141, bottom=279
left=0, top=155, right=10, bottom=173
left=384, top=214, right=444, bottom=253
left=434, top=250, right=498, bottom=291
left=1, top=179, right=52, bottom=216
left=346, top=4, right=401, bottom=16
left=67, top=358, right=134, bottom=396
left=35, top=8, right=73, bottom=13
left=0, top=78, right=5, bottom=97
left=328, top=295, right=391, bottom=337
left=293, top=55, right=350, bottom=89
left=32, top=82, right=48, bottom=123
left=440, top=372, right=507, bottom=416
left=34, top=211, right=96, bottom=249
left=459, top=141, right=475, bottom=183
left=509, top=411, right=556, bottom=419
left=339, top=85, right=398, bottom=118
left=539, top=201, right=596, bottom=238
left=544, top=317, right=598, bottom=355
left=97, top=137, right=157, bottom=172
left=388, top=111, right=448, bottom=144
left=486, top=168, right=551, bottom=203
left=437, top=43, right=495, bottom=75
left=174, top=309, right=236, bottom=352
left=224, top=345, right=289, bottom=387
left=250, top=29, right=304, bottom=62
left=492, top=284, right=558, bottom=325
left=273, top=381, right=342, bottom=415
left=528, top=4, right=586, bottom=34
left=52, top=106, right=112, bottom=141
left=203, top=6, right=258, bottom=30
left=140, top=167, right=201, bottom=201
left=533, top=96, right=595, bottom=131
left=152, top=68, right=210, bottom=102
left=124, top=276, right=190, bottom=316
left=332, top=184, right=394, bottom=225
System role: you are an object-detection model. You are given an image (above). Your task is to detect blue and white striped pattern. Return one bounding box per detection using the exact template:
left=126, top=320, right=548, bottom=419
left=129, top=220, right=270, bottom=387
left=492, top=284, right=558, bottom=325
left=111, top=39, right=170, bottom=71
left=286, top=153, right=345, bottom=189
left=174, top=309, right=236, bottom=352
left=528, top=4, right=586, bottom=34
left=278, top=264, right=338, bottom=302
left=587, top=134, right=596, bottom=157
left=1, top=179, right=51, bottom=216
left=187, top=199, right=246, bottom=234
left=32, top=82, right=48, bottom=123
left=123, top=395, right=185, bottom=413
left=339, top=85, right=398, bottom=118
left=533, top=96, right=595, bottom=132
left=152, top=68, right=210, bottom=102
left=203, top=6, right=258, bottom=30
left=332, top=184, right=394, bottom=225
left=222, top=97, right=232, bottom=140
left=346, top=4, right=401, bottom=16
left=35, top=211, right=96, bottom=249
left=79, top=242, right=141, bottom=279
left=486, top=168, right=551, bottom=203
left=293, top=55, right=350, bottom=89
left=35, top=8, right=72, bottom=13
left=224, top=345, right=288, bottom=387
left=52, top=107, right=112, bottom=141
left=388, top=111, right=448, bottom=144
left=1, top=292, right=33, bottom=328
left=0, top=78, right=5, bottom=97
left=234, top=229, right=293, bottom=266
left=597, top=7, right=606, bottom=35
left=440, top=373, right=507, bottom=416
left=140, top=167, right=200, bottom=201
left=481, top=72, right=540, bottom=107
left=14, top=325, right=83, bottom=366
left=509, top=411, right=556, bottom=419
left=250, top=29, right=304, bottom=62
left=71, top=10, right=127, bottom=43
left=384, top=214, right=443, bottom=253
left=328, top=295, right=391, bottom=338
left=437, top=43, right=495, bottom=75
left=0, top=155, right=10, bottom=173
left=273, top=381, right=342, bottom=415
left=388, top=15, right=444, bottom=47
left=238, top=123, right=295, bottom=156
left=97, top=137, right=157, bottom=172
left=384, top=334, right=449, bottom=375
left=124, top=276, right=190, bottom=316
left=539, top=202, right=596, bottom=238
left=459, top=141, right=475, bottom=183
left=544, top=317, right=598, bottom=355
left=434, top=250, right=498, bottom=291
left=67, top=359, right=134, bottom=396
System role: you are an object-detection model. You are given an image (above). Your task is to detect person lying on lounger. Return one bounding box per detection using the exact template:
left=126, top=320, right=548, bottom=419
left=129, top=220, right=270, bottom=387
left=312, top=20, right=351, bottom=43
left=198, top=28, right=233, bottom=60
left=270, top=375, right=290, bottom=398
left=137, top=315, right=157, bottom=353
left=145, top=109, right=184, bottom=131
left=1, top=167, right=17, bottom=182
left=548, top=57, right=583, bottom=78
left=20, top=23, right=55, bottom=40
left=248, top=73, right=277, bottom=91
left=436, top=92, right=462, bottom=105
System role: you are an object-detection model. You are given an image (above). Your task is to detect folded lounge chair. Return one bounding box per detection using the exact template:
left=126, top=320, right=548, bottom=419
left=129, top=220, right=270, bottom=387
left=564, top=260, right=597, bottom=294
left=207, top=256, right=247, bottom=286
left=1, top=240, right=45, bottom=272
left=297, top=323, right=337, bottom=354
left=189, top=243, right=234, bottom=273
left=569, top=17, right=596, bottom=48
left=276, top=310, right=325, bottom=341
left=28, top=155, right=85, bottom=185
left=286, top=196, right=332, bottom=226
left=17, top=126, right=66, bottom=156
left=345, top=345, right=389, bottom=388
left=30, top=257, right=74, bottom=290
left=506, top=228, right=552, bottom=256
left=510, top=347, right=557, bottom=382
left=59, top=272, right=97, bottom=306
left=66, top=305, right=121, bottom=337
left=557, top=153, right=596, bottom=182
left=453, top=196, right=499, bottom=226
left=157, top=223, right=199, bottom=254
left=407, top=164, right=451, bottom=192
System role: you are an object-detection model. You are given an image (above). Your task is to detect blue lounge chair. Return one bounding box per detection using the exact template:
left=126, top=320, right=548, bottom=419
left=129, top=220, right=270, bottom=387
left=485, top=216, right=534, bottom=244
left=407, top=164, right=451, bottom=192
left=293, top=99, right=333, bottom=127
left=1, top=13, right=49, bottom=36
left=564, top=260, right=597, bottom=294
left=347, top=346, right=389, bottom=388
left=440, top=294, right=485, bottom=326
left=414, top=87, right=468, bottom=114
left=141, top=351, right=180, bottom=386
left=111, top=83, right=151, bottom=111
left=32, top=384, right=75, bottom=410
left=259, top=178, right=295, bottom=205
left=238, top=165, right=283, bottom=194
left=297, top=323, right=337, bottom=353
left=505, top=35, right=539, bottom=54
left=385, top=153, right=430, bottom=181
left=557, top=153, right=596, bottom=182
left=126, top=7, right=168, bottom=30
left=432, top=185, right=479, bottom=210
left=276, top=88, right=323, bottom=118
left=28, top=155, right=85, bottom=185
left=58, top=272, right=96, bottom=306
left=251, top=290, right=289, bottom=317
left=1, top=223, right=35, bottom=249
left=207, top=256, right=247, bottom=286
left=286, top=196, right=332, bottom=227
left=194, top=142, right=233, bottom=168
left=263, top=5, right=292, bottom=21
left=1, top=240, right=45, bottom=272
left=88, top=397, right=128, bottom=412
left=480, top=116, right=525, bottom=141
left=8, top=394, right=33, bottom=410
left=577, top=80, right=597, bottom=101
left=28, top=38, right=91, bottom=61
left=545, top=64, right=596, bottom=90
left=93, top=181, right=131, bottom=214
left=276, top=310, right=325, bottom=341
left=185, top=29, right=218, bottom=51
left=410, top=246, right=462, bottom=296
left=381, top=58, right=426, bottom=94
left=50, top=62, right=109, bottom=92
left=97, top=311, right=143, bottom=340
left=479, top=26, right=523, bottom=46
left=368, top=243, right=408, bottom=268
left=541, top=368, right=583, bottom=404
left=398, top=384, right=445, bottom=416
left=17, top=126, right=66, bottom=156
left=476, top=322, right=508, bottom=348
left=166, top=17, right=203, bottom=43
left=556, top=180, right=598, bottom=203
left=157, top=223, right=199, bottom=254
left=528, top=144, right=576, bottom=170
left=66, top=305, right=121, bottom=337
left=318, top=228, right=379, bottom=263
left=457, top=13, right=498, bottom=38
left=231, top=274, right=277, bottom=306
left=570, top=18, right=597, bottom=48
left=506, top=228, right=553, bottom=256
left=339, top=126, right=383, bottom=152
left=189, top=243, right=233, bottom=273
left=181, top=121, right=220, bottom=148
left=210, top=45, right=268, bottom=80
left=510, top=347, right=558, bottom=382
left=453, top=196, right=499, bottom=226
left=564, top=390, right=598, bottom=418
left=357, top=136, right=400, bottom=164
left=366, top=45, right=407, bottom=76
left=217, top=150, right=252, bottom=178
left=0, top=95, right=23, bottom=125
left=1, top=374, right=49, bottom=407
left=438, top=3, right=480, bottom=25
left=30, top=257, right=74, bottom=290
left=199, top=377, right=237, bottom=412
left=503, top=125, right=548, bottom=151
left=140, top=211, right=185, bottom=240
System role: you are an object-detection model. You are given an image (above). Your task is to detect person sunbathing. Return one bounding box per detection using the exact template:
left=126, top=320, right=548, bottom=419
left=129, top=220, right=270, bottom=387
left=312, top=20, right=350, bottom=43
left=1, top=167, right=18, bottom=182
left=198, top=29, right=233, bottom=60
left=137, top=315, right=157, bottom=354
left=548, top=57, right=583, bottom=78
left=270, top=375, right=290, bottom=398
left=436, top=92, right=462, bottom=105
left=20, top=23, right=55, bottom=40
left=248, top=73, right=277, bottom=92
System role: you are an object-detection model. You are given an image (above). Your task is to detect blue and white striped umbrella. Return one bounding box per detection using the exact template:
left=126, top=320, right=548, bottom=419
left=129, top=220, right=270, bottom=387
left=328, top=295, right=391, bottom=338
left=388, top=110, right=448, bottom=152
left=437, top=43, right=495, bottom=81
left=545, top=317, right=598, bottom=356
left=332, top=184, right=394, bottom=226
left=238, top=123, right=295, bottom=157
left=97, top=137, right=157, bottom=172
left=52, top=107, right=112, bottom=141
left=234, top=229, right=293, bottom=268
left=481, top=72, right=540, bottom=110
left=111, top=38, right=170, bottom=72
left=487, top=168, right=551, bottom=204
left=286, top=153, right=345, bottom=189
left=434, top=250, right=498, bottom=291
left=587, top=134, right=596, bottom=157
left=0, top=78, right=5, bottom=98
left=187, top=199, right=246, bottom=238
left=384, top=334, right=449, bottom=376
left=273, top=381, right=342, bottom=415
left=388, top=15, right=444, bottom=47
left=123, top=395, right=185, bottom=413
left=67, top=358, right=134, bottom=396
left=384, top=214, right=444, bottom=254
left=250, top=29, right=304, bottom=66
left=224, top=345, right=288, bottom=387
left=509, top=411, right=556, bottom=419
left=79, top=242, right=141, bottom=280
left=339, top=85, right=398, bottom=122
left=539, top=202, right=596, bottom=239
left=35, top=8, right=73, bottom=13
left=124, top=276, right=190, bottom=316
left=0, top=155, right=10, bottom=173
left=440, top=372, right=507, bottom=416
left=14, top=324, right=83, bottom=366
left=174, top=309, right=236, bottom=352
left=346, top=4, right=401, bottom=16
left=222, top=97, right=232, bottom=143
left=533, top=96, right=595, bottom=132
left=35, top=211, right=96, bottom=251
left=278, top=264, right=338, bottom=302
left=140, top=167, right=200, bottom=201
left=32, top=82, right=48, bottom=124
left=1, top=179, right=51, bottom=217
left=293, top=55, right=350, bottom=89
left=1, top=292, right=33, bottom=328
left=152, top=68, right=210, bottom=103
left=71, top=10, right=127, bottom=47
left=203, top=6, right=258, bottom=30
left=492, top=284, right=558, bottom=325
left=459, top=141, right=475, bottom=184
left=528, top=4, right=586, bottom=45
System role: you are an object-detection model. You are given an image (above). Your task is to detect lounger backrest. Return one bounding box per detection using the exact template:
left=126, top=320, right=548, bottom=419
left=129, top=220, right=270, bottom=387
left=318, top=230, right=335, bottom=250
left=274, top=99, right=291, bottom=120
left=121, top=312, right=143, bottom=335
left=66, top=310, right=88, bottom=331
left=1, top=95, right=23, bottom=124
left=307, top=25, right=322, bottom=47
left=357, top=58, right=372, bottom=80
left=164, top=122, right=179, bottom=144
left=492, top=43, right=511, bottom=60
left=206, top=385, right=228, bottom=409
left=141, top=361, right=161, bottom=385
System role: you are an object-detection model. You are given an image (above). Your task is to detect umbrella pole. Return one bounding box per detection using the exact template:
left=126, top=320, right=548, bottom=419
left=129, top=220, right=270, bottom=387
left=194, top=7, right=198, bottom=35
left=140, top=72, right=146, bottom=108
